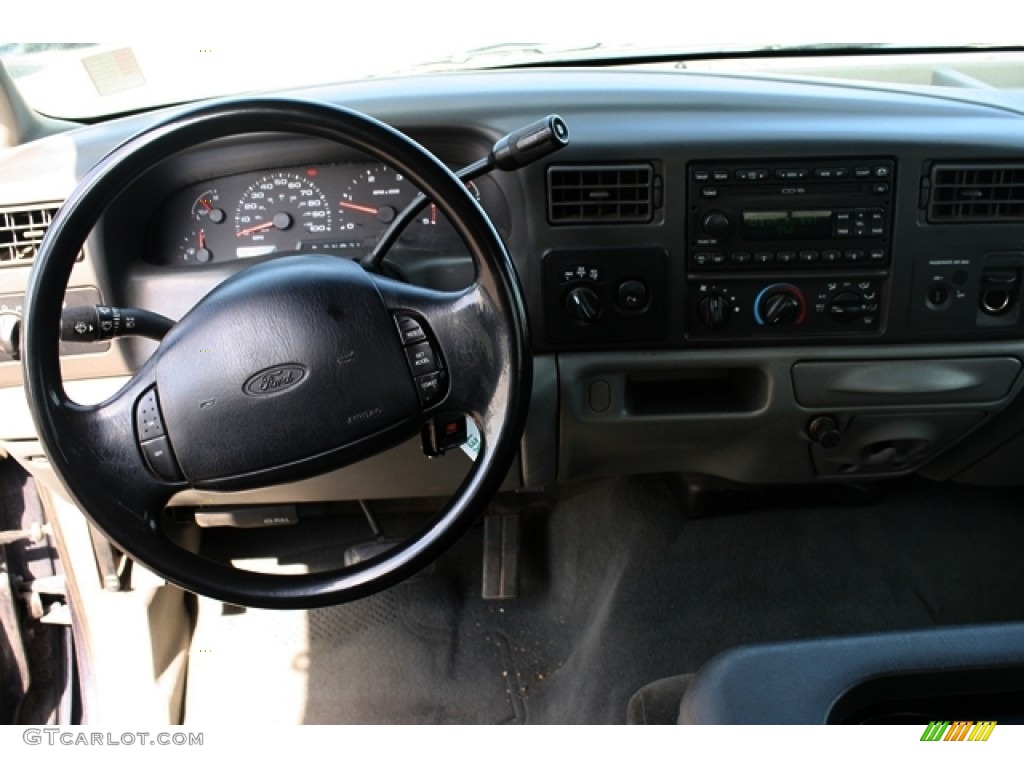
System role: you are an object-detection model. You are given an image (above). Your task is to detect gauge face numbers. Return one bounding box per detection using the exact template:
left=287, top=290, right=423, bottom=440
left=176, top=189, right=223, bottom=264
left=338, top=167, right=417, bottom=244
left=338, top=167, right=482, bottom=248
left=234, top=172, right=332, bottom=250
left=191, top=189, right=225, bottom=224
left=157, top=163, right=504, bottom=268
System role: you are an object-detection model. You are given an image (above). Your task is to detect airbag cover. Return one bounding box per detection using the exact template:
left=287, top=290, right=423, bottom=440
left=154, top=255, right=418, bottom=483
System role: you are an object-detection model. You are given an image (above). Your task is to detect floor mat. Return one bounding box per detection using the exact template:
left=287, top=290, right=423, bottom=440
left=183, top=476, right=1024, bottom=724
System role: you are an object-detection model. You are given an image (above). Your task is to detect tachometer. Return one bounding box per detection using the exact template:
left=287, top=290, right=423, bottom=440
left=337, top=166, right=417, bottom=244
left=338, top=166, right=482, bottom=249
left=234, top=171, right=331, bottom=256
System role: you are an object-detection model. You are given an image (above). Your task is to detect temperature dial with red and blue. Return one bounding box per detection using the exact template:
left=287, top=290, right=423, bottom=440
left=754, top=284, right=807, bottom=326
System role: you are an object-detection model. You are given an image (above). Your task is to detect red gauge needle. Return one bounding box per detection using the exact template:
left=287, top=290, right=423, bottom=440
left=235, top=221, right=275, bottom=237
left=339, top=201, right=379, bottom=215
left=200, top=199, right=213, bottom=212
left=198, top=229, right=206, bottom=248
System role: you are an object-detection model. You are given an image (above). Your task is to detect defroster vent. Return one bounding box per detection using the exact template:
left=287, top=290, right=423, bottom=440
left=0, top=203, right=69, bottom=266
left=548, top=164, right=654, bottom=224
left=928, top=164, right=1024, bottom=222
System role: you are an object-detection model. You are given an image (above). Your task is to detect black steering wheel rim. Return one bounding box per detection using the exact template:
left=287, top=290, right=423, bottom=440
left=22, top=98, right=531, bottom=609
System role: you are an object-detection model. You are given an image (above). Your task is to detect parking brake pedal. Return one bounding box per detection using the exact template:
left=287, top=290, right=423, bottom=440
left=482, top=513, right=520, bottom=600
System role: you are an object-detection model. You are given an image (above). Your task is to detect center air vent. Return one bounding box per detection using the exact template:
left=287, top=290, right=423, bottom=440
left=548, top=164, right=654, bottom=224
left=928, top=164, right=1024, bottom=222
left=0, top=203, right=68, bottom=266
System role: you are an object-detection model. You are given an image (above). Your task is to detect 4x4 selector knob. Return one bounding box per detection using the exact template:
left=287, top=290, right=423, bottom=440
left=564, top=285, right=602, bottom=324
left=754, top=284, right=806, bottom=326
left=697, top=293, right=732, bottom=330
left=702, top=211, right=731, bottom=237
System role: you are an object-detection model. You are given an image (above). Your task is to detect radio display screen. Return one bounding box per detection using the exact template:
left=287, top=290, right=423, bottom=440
left=742, top=210, right=832, bottom=240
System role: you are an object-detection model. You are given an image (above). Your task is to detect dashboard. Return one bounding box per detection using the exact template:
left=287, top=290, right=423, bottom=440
left=4, top=67, right=1024, bottom=502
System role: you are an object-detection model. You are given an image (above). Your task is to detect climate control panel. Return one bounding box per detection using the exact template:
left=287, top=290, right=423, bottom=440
left=687, top=276, right=885, bottom=339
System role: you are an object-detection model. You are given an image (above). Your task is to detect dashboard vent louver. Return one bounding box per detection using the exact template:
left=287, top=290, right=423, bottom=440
left=928, top=164, right=1024, bottom=222
left=548, top=164, right=654, bottom=224
left=0, top=203, right=68, bottom=266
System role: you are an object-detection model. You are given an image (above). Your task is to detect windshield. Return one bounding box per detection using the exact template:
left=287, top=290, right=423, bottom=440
left=2, top=39, right=1020, bottom=120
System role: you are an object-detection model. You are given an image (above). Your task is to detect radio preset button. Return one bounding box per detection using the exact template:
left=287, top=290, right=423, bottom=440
left=822, top=250, right=842, bottom=263
left=799, top=250, right=820, bottom=263
left=730, top=251, right=753, bottom=265
left=776, top=251, right=797, bottom=264
left=754, top=251, right=774, bottom=264
left=711, top=253, right=727, bottom=265
left=844, top=250, right=866, bottom=264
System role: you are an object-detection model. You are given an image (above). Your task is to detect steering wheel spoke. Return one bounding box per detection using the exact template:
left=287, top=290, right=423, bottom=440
left=374, top=277, right=510, bottom=436
left=48, top=373, right=178, bottom=531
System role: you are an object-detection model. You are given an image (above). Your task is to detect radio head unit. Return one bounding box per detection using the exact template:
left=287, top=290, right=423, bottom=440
left=688, top=158, right=895, bottom=271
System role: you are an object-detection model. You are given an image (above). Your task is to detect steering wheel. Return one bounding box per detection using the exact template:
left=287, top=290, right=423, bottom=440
left=22, top=99, right=531, bottom=609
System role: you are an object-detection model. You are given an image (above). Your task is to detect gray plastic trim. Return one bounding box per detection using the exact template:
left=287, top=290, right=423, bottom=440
left=792, top=357, right=1021, bottom=407
left=558, top=343, right=1024, bottom=485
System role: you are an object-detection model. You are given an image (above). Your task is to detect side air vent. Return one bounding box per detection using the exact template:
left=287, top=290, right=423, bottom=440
left=0, top=203, right=71, bottom=266
left=928, top=164, right=1024, bottom=222
left=548, top=164, right=654, bottom=224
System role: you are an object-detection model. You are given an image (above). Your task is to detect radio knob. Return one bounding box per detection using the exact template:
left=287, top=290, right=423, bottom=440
left=702, top=211, right=732, bottom=237
left=755, top=284, right=806, bottom=326
left=698, top=293, right=732, bottom=330
left=564, top=285, right=602, bottom=324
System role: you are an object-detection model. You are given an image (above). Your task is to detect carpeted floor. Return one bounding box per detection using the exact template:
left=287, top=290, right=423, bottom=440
left=183, top=475, right=1024, bottom=724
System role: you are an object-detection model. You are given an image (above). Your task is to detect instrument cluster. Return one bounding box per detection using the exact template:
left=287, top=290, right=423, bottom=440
left=147, top=161, right=510, bottom=267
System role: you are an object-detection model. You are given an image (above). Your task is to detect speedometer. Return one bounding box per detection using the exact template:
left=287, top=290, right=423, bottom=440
left=234, top=171, right=331, bottom=256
